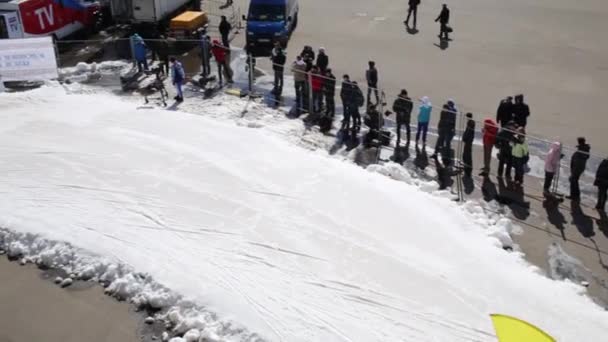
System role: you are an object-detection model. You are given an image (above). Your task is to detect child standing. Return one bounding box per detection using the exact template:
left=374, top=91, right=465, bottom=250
left=511, top=129, right=529, bottom=186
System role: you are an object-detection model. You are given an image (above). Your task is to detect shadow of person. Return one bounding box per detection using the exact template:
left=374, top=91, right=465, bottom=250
left=434, top=39, right=449, bottom=50
left=414, top=145, right=428, bottom=170
left=406, top=26, right=419, bottom=35
left=391, top=145, right=410, bottom=164
left=571, top=201, right=595, bottom=238
left=544, top=198, right=567, bottom=240
left=596, top=210, right=608, bottom=239
left=496, top=178, right=530, bottom=220
left=463, top=177, right=475, bottom=195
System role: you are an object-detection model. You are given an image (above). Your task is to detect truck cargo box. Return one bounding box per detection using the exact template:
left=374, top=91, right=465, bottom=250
left=169, top=11, right=207, bottom=31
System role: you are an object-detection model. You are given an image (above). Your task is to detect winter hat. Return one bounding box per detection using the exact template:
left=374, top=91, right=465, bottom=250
left=447, top=98, right=455, bottom=106
left=319, top=47, right=325, bottom=53
left=421, top=96, right=430, bottom=106
left=466, top=112, right=473, bottom=119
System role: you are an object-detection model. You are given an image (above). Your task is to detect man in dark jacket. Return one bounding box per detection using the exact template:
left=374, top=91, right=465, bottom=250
left=434, top=100, right=457, bottom=164
left=495, top=122, right=516, bottom=178
left=435, top=4, right=450, bottom=41
left=392, top=89, right=413, bottom=147
left=352, top=81, right=365, bottom=132
left=496, top=96, right=514, bottom=127
left=462, top=112, right=476, bottom=178
left=316, top=47, right=329, bottom=72
left=340, top=75, right=354, bottom=131
left=568, top=137, right=590, bottom=201
left=301, top=46, right=315, bottom=71
left=405, top=0, right=421, bottom=29
left=513, top=94, right=530, bottom=128
left=219, top=16, right=232, bottom=48
left=366, top=61, right=379, bottom=107
left=271, top=46, right=286, bottom=96
left=324, top=68, right=336, bottom=118
left=595, top=157, right=608, bottom=211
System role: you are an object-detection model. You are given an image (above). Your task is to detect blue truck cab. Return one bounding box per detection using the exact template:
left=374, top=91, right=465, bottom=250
left=243, top=0, right=299, bottom=57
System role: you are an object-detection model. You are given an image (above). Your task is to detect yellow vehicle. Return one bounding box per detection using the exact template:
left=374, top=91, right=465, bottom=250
left=169, top=11, right=208, bottom=39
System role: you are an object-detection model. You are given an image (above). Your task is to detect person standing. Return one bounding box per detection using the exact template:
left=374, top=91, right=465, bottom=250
left=435, top=4, right=450, bottom=41
left=366, top=61, right=379, bottom=107
left=513, top=94, right=530, bottom=129
left=568, top=137, right=590, bottom=201
left=416, top=96, right=432, bottom=146
left=543, top=141, right=563, bottom=195
left=211, top=40, right=232, bottom=86
left=292, top=56, right=307, bottom=114
left=480, top=118, right=498, bottom=177
left=512, top=129, right=530, bottom=186
left=340, top=75, right=354, bottom=131
left=170, top=57, right=185, bottom=102
left=595, top=157, right=608, bottom=211
left=352, top=81, right=365, bottom=132
left=271, top=45, right=286, bottom=96
left=131, top=33, right=148, bottom=72
left=496, top=96, right=514, bottom=127
left=324, top=68, right=336, bottom=118
left=200, top=34, right=212, bottom=77
left=219, top=15, right=232, bottom=49
left=310, top=66, right=324, bottom=113
left=405, top=0, right=421, bottom=28
left=300, top=46, right=315, bottom=71
left=157, top=35, right=171, bottom=76
left=434, top=100, right=457, bottom=164
left=316, top=47, right=329, bottom=72
left=495, top=121, right=516, bottom=178
left=462, top=112, right=475, bottom=178
left=392, top=89, right=413, bottom=147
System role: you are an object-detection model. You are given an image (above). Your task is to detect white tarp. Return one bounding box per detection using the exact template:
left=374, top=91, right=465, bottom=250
left=0, top=37, right=58, bottom=82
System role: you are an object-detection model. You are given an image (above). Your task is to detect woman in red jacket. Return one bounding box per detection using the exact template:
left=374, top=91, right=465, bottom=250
left=480, top=118, right=498, bottom=177
left=310, top=66, right=324, bottom=113
left=211, top=40, right=232, bottom=85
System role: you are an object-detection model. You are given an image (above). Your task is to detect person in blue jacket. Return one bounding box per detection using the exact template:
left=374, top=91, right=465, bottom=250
left=170, top=57, right=185, bottom=102
left=416, top=96, right=432, bottom=147
left=131, top=33, right=148, bottom=72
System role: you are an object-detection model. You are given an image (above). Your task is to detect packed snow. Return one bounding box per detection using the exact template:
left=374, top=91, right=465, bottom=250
left=0, top=84, right=607, bottom=341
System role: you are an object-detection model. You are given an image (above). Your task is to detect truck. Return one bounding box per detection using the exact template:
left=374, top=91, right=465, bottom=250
left=108, top=0, right=199, bottom=26
left=0, top=0, right=101, bottom=39
left=243, top=0, right=299, bottom=57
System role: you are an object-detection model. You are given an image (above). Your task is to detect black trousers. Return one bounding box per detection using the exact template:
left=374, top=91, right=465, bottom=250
left=544, top=172, right=555, bottom=192
left=273, top=69, right=284, bottom=95
left=463, top=144, right=473, bottom=177
left=367, top=85, right=379, bottom=106
left=440, top=23, right=449, bottom=39
left=325, top=92, right=335, bottom=117
left=435, top=127, right=454, bottom=161
left=498, top=156, right=512, bottom=177
left=294, top=80, right=305, bottom=113
left=221, top=34, right=230, bottom=49
left=597, top=185, right=607, bottom=210
left=513, top=158, right=526, bottom=183
left=396, top=120, right=410, bottom=147
left=406, top=6, right=418, bottom=27
left=570, top=173, right=582, bottom=200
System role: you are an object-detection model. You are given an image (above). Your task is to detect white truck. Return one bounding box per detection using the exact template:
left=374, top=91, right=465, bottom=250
left=109, top=0, right=198, bottom=25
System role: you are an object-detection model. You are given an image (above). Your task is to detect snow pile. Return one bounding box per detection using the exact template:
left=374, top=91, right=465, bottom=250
left=1, top=85, right=608, bottom=341
left=59, top=60, right=131, bottom=84
left=548, top=243, right=592, bottom=287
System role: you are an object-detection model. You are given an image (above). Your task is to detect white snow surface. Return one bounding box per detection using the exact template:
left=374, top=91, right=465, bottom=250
left=0, top=85, right=607, bottom=341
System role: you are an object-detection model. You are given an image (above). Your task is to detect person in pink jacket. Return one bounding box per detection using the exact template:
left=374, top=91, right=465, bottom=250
left=544, top=141, right=563, bottom=195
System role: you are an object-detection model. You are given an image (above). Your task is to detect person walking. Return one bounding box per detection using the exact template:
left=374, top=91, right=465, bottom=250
left=310, top=66, right=324, bottom=113
left=495, top=121, right=516, bottom=178
left=131, top=33, right=148, bottom=72
left=366, top=61, right=379, bottom=107
left=433, top=100, right=457, bottom=164
left=340, top=75, right=354, bottom=131
left=211, top=40, right=232, bottom=86
left=480, top=118, right=498, bottom=177
left=352, top=81, right=365, bottom=132
left=512, top=129, right=530, bottom=186
left=405, top=0, right=421, bottom=29
left=292, top=56, right=307, bottom=114
left=271, top=45, right=286, bottom=96
left=316, top=47, right=329, bottom=72
left=392, top=89, right=413, bottom=147
left=568, top=137, right=590, bottom=201
left=435, top=4, right=450, bottom=41
left=462, top=112, right=475, bottom=178
left=595, top=157, right=608, bottom=211
left=324, top=68, right=336, bottom=118
left=416, top=96, right=432, bottom=146
left=219, top=15, right=232, bottom=49
left=543, top=141, right=563, bottom=196
left=200, top=34, right=212, bottom=77
left=513, top=94, right=530, bottom=129
left=496, top=96, right=514, bottom=127
left=170, top=57, right=185, bottom=102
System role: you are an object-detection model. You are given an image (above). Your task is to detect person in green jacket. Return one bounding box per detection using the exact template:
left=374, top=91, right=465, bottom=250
left=511, top=129, right=529, bottom=186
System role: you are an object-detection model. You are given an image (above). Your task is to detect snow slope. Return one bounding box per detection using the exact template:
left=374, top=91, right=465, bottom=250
left=0, top=85, right=606, bottom=341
